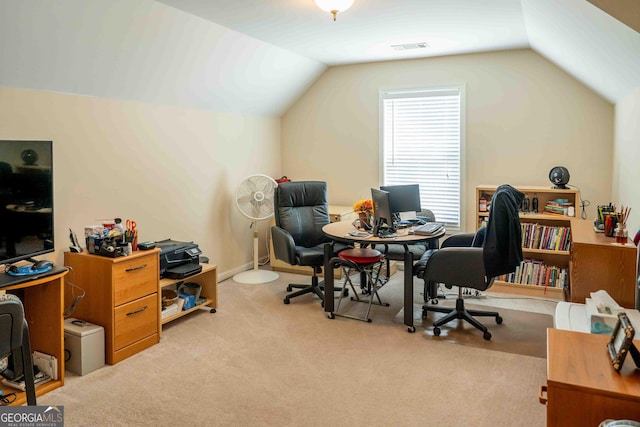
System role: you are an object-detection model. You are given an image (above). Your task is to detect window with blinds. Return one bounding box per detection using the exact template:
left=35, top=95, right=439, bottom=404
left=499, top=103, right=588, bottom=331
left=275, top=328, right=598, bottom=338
left=381, top=85, right=464, bottom=230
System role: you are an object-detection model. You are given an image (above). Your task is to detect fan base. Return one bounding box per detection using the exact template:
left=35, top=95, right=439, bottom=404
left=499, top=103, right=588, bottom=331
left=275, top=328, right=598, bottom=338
left=552, top=184, right=569, bottom=190
left=233, top=270, right=279, bottom=284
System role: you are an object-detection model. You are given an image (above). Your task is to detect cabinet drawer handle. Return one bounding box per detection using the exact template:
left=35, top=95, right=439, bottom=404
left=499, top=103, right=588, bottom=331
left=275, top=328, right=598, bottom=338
left=125, top=264, right=147, bottom=272
left=538, top=385, right=548, bottom=404
left=126, top=305, right=148, bottom=316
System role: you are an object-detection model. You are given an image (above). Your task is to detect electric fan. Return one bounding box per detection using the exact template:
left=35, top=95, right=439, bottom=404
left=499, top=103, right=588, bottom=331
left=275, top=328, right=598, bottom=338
left=549, top=166, right=570, bottom=189
left=233, top=174, right=280, bottom=284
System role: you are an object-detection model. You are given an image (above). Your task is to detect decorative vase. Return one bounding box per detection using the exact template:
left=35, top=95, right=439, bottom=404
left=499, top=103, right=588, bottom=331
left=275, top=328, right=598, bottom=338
left=614, top=223, right=628, bottom=244
left=358, top=211, right=372, bottom=229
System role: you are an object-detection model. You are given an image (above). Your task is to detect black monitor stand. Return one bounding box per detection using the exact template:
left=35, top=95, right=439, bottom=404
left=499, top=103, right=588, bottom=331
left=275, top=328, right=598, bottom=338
left=373, top=218, right=396, bottom=237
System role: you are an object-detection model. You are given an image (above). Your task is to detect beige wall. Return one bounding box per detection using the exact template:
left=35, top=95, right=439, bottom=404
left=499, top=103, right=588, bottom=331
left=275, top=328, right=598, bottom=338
left=0, top=86, right=281, bottom=277
left=282, top=49, right=614, bottom=231
left=613, top=87, right=640, bottom=236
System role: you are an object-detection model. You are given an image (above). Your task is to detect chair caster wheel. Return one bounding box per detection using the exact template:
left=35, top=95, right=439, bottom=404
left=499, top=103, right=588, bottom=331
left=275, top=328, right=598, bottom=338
left=431, top=299, right=439, bottom=305
left=483, top=331, right=492, bottom=340
left=433, top=327, right=441, bottom=336
left=286, top=286, right=293, bottom=292
left=421, top=309, right=428, bottom=319
left=210, top=308, right=216, bottom=313
left=283, top=298, right=290, bottom=304
left=496, top=316, right=503, bottom=324
left=343, top=289, right=349, bottom=297
left=367, top=319, right=372, bottom=323
left=327, top=312, right=335, bottom=319
left=407, top=326, right=416, bottom=333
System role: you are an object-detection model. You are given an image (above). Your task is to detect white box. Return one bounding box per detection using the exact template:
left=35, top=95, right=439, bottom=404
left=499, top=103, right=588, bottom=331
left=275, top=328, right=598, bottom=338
left=585, top=298, right=621, bottom=334
left=161, top=303, right=179, bottom=319
left=64, top=318, right=105, bottom=375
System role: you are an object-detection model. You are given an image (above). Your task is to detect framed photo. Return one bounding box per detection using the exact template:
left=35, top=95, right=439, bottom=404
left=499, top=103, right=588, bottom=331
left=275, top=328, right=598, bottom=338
left=607, top=312, right=639, bottom=372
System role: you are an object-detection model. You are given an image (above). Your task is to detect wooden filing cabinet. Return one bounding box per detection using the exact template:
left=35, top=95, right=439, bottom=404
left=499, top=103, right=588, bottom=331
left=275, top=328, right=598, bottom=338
left=64, top=249, right=160, bottom=364
left=570, top=219, right=637, bottom=308
left=541, top=328, right=640, bottom=426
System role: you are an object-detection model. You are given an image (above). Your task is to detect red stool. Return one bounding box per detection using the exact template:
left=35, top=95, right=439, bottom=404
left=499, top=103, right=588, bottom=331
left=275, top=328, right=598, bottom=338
left=332, top=248, right=389, bottom=322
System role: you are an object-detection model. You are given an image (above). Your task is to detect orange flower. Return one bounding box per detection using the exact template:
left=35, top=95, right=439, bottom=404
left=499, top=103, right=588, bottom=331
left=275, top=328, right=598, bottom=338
left=353, top=199, right=373, bottom=213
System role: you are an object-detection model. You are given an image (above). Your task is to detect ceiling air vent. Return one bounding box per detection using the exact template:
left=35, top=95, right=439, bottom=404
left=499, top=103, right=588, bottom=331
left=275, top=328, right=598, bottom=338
left=391, top=42, right=429, bottom=51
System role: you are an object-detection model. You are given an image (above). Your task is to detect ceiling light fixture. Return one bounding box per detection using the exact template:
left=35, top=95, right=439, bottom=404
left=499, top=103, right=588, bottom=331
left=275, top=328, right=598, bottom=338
left=314, top=0, right=354, bottom=21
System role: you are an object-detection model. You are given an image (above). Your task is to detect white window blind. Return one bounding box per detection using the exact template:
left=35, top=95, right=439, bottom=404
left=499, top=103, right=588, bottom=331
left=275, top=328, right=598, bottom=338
left=381, top=86, right=463, bottom=229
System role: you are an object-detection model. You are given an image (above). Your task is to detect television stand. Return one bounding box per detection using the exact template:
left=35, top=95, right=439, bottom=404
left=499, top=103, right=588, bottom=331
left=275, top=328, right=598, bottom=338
left=1, top=269, right=68, bottom=405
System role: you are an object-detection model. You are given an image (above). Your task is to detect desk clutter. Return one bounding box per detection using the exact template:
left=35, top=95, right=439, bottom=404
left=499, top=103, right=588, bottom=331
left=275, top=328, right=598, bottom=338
left=594, top=203, right=633, bottom=243
left=83, top=217, right=138, bottom=257
left=160, top=281, right=204, bottom=319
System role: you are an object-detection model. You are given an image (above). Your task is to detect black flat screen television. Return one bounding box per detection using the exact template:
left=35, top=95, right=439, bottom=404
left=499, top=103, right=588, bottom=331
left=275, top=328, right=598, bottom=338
left=0, top=140, right=54, bottom=266
left=380, top=184, right=421, bottom=214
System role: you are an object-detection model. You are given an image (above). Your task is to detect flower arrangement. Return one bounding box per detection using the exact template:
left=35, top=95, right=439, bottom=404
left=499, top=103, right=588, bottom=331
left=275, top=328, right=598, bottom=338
left=353, top=199, right=373, bottom=214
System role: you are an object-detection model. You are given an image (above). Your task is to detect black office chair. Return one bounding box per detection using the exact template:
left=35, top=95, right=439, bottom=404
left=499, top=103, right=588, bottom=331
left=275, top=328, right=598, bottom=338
left=271, top=181, right=349, bottom=305
left=413, top=184, right=524, bottom=340
left=375, top=209, right=441, bottom=301
left=0, top=294, right=37, bottom=405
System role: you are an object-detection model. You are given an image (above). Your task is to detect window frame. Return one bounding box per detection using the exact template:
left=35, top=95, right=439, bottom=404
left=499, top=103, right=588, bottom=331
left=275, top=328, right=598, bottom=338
left=378, top=84, right=466, bottom=232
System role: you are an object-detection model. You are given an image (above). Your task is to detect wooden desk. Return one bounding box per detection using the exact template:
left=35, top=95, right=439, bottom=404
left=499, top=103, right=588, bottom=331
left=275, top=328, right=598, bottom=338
left=570, top=219, right=637, bottom=308
left=1, top=269, right=68, bottom=405
left=322, top=221, right=444, bottom=332
left=542, top=328, right=640, bottom=426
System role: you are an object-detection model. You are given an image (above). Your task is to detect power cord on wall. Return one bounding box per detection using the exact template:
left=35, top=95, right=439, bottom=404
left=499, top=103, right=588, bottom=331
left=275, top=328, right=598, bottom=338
left=259, top=220, right=271, bottom=267
left=568, top=184, right=590, bottom=219
left=63, top=266, right=86, bottom=319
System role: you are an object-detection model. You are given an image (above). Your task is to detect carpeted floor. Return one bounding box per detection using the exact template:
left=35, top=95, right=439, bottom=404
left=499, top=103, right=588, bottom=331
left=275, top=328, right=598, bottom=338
left=38, top=269, right=557, bottom=426
left=416, top=303, right=552, bottom=358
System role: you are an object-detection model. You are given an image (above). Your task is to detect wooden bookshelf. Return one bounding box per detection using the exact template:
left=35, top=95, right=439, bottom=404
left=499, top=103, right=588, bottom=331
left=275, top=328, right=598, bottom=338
left=477, top=185, right=580, bottom=300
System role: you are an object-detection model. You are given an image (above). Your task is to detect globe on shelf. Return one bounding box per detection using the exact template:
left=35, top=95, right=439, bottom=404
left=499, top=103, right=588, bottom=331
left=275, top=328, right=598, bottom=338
left=21, top=149, right=38, bottom=165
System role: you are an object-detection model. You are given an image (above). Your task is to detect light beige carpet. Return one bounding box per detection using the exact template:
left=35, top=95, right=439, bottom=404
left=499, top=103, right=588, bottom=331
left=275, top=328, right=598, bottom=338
left=38, top=269, right=556, bottom=427
left=416, top=303, right=552, bottom=358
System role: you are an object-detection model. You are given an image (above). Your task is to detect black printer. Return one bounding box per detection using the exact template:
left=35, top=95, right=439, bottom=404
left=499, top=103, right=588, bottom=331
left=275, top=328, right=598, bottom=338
left=155, top=239, right=202, bottom=279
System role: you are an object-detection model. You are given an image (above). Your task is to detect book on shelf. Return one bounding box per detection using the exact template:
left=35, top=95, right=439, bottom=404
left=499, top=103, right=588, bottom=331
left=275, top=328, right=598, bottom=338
left=542, top=199, right=574, bottom=216
left=500, top=259, right=568, bottom=288
left=521, top=223, right=571, bottom=251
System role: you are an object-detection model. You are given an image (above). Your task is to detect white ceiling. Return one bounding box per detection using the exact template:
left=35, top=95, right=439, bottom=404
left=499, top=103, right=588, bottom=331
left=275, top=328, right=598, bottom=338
left=0, top=0, right=638, bottom=116
left=153, top=0, right=640, bottom=105
left=157, top=0, right=530, bottom=65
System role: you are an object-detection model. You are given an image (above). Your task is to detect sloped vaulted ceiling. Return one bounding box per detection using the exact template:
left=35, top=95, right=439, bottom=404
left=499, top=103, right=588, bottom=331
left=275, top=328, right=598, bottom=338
left=522, top=0, right=640, bottom=104
left=1, top=0, right=639, bottom=116
left=0, top=0, right=326, bottom=116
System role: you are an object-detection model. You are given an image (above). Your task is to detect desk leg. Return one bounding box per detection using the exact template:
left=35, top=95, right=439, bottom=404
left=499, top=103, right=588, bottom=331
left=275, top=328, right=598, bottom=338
left=404, top=250, right=415, bottom=333
left=324, top=242, right=335, bottom=318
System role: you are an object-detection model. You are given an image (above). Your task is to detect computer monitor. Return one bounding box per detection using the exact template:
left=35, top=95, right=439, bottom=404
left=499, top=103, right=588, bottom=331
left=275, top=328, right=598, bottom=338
left=371, top=188, right=395, bottom=236
left=380, top=184, right=421, bottom=215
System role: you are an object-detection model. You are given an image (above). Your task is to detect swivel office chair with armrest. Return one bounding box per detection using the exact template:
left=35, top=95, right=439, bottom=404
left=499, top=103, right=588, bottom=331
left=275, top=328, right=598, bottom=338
left=376, top=209, right=440, bottom=301
left=0, top=294, right=37, bottom=405
left=271, top=181, right=349, bottom=305
left=413, top=184, right=524, bottom=340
